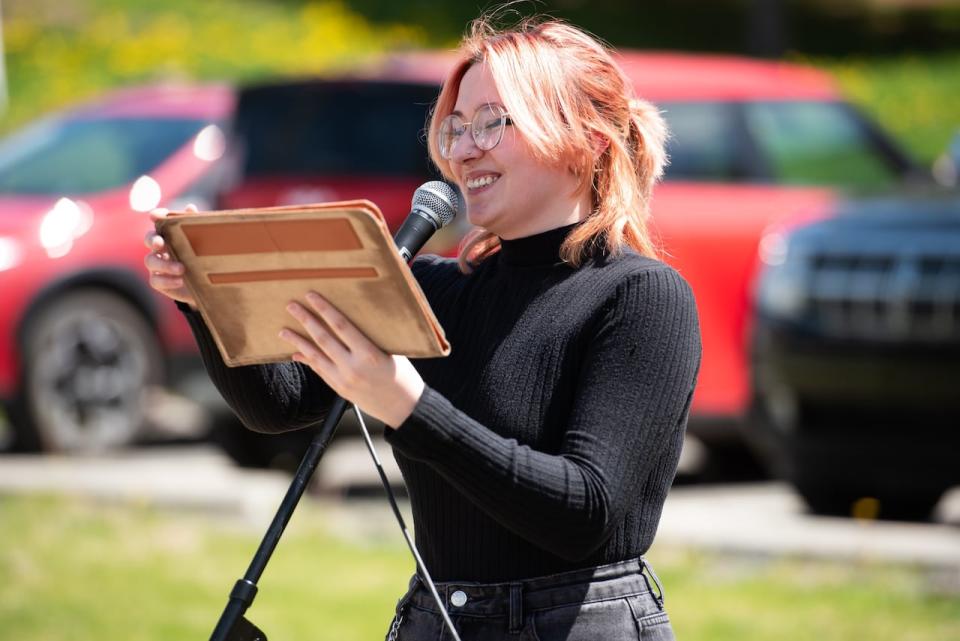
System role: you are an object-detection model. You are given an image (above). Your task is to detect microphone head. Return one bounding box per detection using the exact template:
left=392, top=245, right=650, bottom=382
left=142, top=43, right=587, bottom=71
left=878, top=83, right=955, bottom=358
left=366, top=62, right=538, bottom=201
left=411, top=181, right=461, bottom=229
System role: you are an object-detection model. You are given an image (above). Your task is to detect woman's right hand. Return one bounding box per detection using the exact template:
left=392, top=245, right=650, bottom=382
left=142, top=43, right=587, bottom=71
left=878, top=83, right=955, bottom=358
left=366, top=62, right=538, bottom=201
left=144, top=204, right=197, bottom=308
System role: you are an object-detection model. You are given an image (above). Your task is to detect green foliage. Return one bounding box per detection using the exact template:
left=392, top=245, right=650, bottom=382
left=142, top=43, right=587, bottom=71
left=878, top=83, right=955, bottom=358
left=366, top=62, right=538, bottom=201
left=1, top=0, right=425, bottom=133
left=1, top=0, right=956, bottom=166
left=1, top=495, right=958, bottom=641
left=816, top=53, right=960, bottom=165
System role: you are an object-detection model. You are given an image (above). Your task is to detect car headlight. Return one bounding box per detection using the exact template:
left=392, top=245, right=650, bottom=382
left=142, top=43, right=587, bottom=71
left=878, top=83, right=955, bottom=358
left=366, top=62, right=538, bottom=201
left=757, top=268, right=807, bottom=317
left=129, top=175, right=163, bottom=212
left=0, top=236, right=24, bottom=272
left=758, top=231, right=789, bottom=267
left=756, top=232, right=809, bottom=317
left=39, top=197, right=94, bottom=258
left=193, top=124, right=226, bottom=162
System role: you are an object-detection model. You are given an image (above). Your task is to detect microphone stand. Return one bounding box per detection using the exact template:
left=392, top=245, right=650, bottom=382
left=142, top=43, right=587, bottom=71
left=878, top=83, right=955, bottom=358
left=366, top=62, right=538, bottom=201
left=209, top=396, right=350, bottom=641
left=209, top=182, right=463, bottom=641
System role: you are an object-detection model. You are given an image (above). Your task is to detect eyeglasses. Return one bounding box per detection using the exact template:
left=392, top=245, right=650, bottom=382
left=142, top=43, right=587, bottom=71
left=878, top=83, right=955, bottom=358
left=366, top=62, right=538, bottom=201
left=438, top=103, right=512, bottom=160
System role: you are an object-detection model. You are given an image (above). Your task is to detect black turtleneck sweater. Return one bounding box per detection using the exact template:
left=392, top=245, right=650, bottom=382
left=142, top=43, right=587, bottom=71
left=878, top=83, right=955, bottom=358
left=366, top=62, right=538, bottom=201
left=180, top=224, right=701, bottom=582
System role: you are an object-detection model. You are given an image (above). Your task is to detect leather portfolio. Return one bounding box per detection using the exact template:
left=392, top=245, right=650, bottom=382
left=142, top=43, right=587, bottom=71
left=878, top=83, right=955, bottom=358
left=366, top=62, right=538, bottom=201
left=156, top=200, right=450, bottom=366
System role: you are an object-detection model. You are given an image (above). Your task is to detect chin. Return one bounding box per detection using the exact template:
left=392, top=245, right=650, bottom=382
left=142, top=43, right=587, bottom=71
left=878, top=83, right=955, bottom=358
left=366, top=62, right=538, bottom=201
left=467, top=207, right=496, bottom=231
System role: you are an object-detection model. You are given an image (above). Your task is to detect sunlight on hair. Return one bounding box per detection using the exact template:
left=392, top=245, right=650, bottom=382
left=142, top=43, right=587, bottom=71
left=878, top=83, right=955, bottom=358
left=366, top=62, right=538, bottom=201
left=427, top=14, right=668, bottom=272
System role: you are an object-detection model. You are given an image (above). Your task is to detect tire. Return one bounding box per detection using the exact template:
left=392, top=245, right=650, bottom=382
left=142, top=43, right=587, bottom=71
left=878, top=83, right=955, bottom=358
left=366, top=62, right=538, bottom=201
left=748, top=327, right=952, bottom=522
left=793, top=479, right=944, bottom=522
left=783, top=427, right=947, bottom=522
left=11, top=289, right=163, bottom=453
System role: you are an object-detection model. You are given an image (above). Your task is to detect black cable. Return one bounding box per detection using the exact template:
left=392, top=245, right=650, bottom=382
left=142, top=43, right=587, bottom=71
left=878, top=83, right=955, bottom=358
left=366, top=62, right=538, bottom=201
left=352, top=405, right=462, bottom=641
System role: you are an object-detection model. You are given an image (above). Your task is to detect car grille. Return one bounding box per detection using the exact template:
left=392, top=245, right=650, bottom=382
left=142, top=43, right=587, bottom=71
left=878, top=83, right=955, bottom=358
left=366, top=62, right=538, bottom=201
left=806, top=251, right=960, bottom=342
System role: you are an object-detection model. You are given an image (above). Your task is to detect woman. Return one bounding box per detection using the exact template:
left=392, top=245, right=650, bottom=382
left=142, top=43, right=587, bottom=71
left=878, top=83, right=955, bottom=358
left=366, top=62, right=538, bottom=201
left=145, top=15, right=700, bottom=641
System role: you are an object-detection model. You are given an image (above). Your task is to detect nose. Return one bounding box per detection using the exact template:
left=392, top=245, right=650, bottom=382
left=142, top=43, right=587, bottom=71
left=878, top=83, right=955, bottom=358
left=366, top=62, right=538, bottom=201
left=449, top=129, right=481, bottom=165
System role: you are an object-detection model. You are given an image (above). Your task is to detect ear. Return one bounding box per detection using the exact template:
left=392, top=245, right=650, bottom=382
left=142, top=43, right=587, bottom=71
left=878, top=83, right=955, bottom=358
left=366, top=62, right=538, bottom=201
left=590, top=130, right=610, bottom=159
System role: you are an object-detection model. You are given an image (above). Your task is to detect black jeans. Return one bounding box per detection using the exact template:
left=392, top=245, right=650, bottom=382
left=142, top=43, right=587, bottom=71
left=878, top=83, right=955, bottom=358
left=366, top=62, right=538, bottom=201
left=384, top=557, right=675, bottom=641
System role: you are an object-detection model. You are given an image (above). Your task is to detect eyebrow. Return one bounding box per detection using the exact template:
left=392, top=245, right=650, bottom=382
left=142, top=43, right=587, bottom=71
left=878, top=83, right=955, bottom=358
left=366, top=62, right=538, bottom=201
left=450, top=102, right=503, bottom=118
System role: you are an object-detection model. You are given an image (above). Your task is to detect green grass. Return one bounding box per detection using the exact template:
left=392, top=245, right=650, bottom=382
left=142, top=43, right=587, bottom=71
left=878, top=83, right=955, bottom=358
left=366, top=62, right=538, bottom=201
left=0, top=494, right=414, bottom=640
left=1, top=494, right=958, bottom=640
left=657, top=547, right=960, bottom=640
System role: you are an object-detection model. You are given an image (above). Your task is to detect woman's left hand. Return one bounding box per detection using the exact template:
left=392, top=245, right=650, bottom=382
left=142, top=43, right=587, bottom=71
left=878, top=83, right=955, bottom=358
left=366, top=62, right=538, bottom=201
left=279, top=291, right=424, bottom=428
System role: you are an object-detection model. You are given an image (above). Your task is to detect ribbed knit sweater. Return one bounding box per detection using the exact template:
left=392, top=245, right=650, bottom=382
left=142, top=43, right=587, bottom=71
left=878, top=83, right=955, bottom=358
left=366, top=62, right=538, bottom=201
left=180, top=223, right=701, bottom=582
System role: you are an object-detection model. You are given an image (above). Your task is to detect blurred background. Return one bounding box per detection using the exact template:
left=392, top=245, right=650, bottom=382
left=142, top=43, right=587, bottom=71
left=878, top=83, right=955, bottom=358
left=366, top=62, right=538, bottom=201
left=0, top=1, right=958, bottom=639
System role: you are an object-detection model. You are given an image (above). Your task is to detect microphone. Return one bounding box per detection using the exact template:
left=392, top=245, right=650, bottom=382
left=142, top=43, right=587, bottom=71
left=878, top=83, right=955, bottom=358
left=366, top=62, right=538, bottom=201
left=394, top=181, right=462, bottom=263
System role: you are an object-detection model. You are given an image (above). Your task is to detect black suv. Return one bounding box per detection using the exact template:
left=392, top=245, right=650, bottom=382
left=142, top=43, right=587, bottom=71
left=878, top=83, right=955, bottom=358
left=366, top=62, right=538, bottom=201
left=748, top=195, right=960, bottom=519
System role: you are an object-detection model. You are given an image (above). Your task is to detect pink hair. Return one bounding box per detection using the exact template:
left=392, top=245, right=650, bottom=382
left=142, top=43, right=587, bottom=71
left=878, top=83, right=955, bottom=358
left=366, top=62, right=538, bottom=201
left=427, top=15, right=669, bottom=272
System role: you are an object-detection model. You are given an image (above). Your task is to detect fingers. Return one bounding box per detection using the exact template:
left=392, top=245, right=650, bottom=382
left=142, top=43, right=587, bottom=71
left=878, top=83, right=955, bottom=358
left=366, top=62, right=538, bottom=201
left=279, top=328, right=336, bottom=371
left=303, top=292, right=377, bottom=356
left=149, top=207, right=169, bottom=224
left=279, top=298, right=390, bottom=404
left=145, top=247, right=184, bottom=288
left=144, top=232, right=186, bottom=298
left=144, top=251, right=183, bottom=275
left=281, top=295, right=385, bottom=378
left=284, top=302, right=351, bottom=362
left=144, top=204, right=197, bottom=306
left=146, top=201, right=200, bottom=249
left=277, top=295, right=421, bottom=425
left=143, top=218, right=183, bottom=272
left=149, top=273, right=185, bottom=291
left=144, top=229, right=165, bottom=251
left=150, top=203, right=197, bottom=218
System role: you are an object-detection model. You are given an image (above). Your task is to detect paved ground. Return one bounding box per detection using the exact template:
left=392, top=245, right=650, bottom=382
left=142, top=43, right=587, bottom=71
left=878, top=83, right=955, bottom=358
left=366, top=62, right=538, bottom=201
left=1, top=439, right=958, bottom=576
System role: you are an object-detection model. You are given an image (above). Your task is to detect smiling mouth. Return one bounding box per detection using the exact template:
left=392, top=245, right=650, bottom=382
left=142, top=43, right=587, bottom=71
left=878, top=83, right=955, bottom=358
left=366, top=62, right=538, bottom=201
left=465, top=174, right=500, bottom=190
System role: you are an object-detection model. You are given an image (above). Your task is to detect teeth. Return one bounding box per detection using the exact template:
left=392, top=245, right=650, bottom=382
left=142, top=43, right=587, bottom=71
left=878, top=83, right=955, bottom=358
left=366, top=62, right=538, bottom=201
left=466, top=175, right=499, bottom=189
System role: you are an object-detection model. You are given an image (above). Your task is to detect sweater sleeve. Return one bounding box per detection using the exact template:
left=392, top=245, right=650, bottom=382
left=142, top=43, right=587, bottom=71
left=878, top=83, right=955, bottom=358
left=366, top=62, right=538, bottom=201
left=178, top=302, right=336, bottom=433
left=385, top=266, right=701, bottom=560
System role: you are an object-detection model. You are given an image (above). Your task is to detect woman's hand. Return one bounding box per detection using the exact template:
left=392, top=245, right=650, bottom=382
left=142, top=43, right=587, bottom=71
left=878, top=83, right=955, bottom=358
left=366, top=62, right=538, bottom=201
left=144, top=204, right=197, bottom=308
left=280, top=292, right=425, bottom=428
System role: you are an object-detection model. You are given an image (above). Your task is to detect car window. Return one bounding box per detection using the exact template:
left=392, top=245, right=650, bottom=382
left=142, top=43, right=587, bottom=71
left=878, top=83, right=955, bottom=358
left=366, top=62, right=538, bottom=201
left=659, top=102, right=746, bottom=182
left=0, top=117, right=208, bottom=195
left=744, top=101, right=899, bottom=189
left=235, top=82, right=438, bottom=178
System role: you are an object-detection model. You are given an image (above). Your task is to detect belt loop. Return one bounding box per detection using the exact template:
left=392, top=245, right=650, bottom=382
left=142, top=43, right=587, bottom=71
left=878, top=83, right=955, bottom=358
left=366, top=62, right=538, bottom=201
left=640, top=557, right=665, bottom=610
left=397, top=576, right=416, bottom=615
left=508, top=582, right=523, bottom=634
left=386, top=575, right=420, bottom=641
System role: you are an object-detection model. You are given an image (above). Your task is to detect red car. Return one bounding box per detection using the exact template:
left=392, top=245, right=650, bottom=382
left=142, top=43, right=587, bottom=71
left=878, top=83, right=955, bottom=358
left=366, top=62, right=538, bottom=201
left=214, top=52, right=923, bottom=470
left=0, top=83, right=234, bottom=451
left=1, top=54, right=924, bottom=468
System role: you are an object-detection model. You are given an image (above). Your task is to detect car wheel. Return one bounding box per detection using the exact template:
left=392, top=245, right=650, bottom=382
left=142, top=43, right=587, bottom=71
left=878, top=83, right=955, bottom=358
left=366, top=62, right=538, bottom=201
left=785, top=426, right=947, bottom=522
left=12, top=289, right=163, bottom=453
left=745, top=388, right=946, bottom=522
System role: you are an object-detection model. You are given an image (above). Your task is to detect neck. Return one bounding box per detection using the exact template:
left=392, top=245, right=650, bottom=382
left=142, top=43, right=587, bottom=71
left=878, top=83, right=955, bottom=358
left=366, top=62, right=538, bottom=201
left=498, top=222, right=581, bottom=268
left=495, top=192, right=592, bottom=241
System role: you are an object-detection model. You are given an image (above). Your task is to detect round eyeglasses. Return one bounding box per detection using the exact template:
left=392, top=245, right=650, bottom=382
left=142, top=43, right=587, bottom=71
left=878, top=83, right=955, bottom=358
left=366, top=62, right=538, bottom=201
left=438, top=103, right=512, bottom=160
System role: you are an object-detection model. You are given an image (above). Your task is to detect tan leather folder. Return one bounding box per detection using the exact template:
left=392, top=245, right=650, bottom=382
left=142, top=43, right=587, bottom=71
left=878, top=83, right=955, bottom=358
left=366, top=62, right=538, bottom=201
left=156, top=200, right=450, bottom=366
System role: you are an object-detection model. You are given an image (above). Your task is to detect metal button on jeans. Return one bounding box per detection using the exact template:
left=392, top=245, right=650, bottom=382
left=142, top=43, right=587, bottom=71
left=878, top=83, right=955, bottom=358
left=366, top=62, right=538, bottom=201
left=450, top=590, right=468, bottom=607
